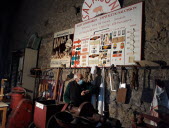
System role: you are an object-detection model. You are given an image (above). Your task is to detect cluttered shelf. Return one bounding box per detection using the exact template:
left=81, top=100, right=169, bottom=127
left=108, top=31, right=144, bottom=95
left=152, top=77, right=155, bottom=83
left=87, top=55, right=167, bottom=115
left=36, top=65, right=169, bottom=70
left=35, top=60, right=169, bottom=70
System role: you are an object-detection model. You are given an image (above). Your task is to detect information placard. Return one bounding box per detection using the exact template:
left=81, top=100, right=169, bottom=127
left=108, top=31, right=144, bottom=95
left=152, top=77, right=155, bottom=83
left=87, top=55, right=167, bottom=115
left=71, top=2, right=142, bottom=67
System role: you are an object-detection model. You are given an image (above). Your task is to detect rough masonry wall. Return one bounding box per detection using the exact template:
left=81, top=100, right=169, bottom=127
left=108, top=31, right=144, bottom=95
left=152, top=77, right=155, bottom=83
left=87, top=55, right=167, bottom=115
left=10, top=0, right=169, bottom=127
left=108, top=0, right=169, bottom=127
left=10, top=0, right=83, bottom=51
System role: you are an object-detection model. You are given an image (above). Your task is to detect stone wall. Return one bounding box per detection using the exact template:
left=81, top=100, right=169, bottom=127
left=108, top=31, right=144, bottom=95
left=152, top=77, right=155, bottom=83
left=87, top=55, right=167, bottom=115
left=10, top=0, right=169, bottom=127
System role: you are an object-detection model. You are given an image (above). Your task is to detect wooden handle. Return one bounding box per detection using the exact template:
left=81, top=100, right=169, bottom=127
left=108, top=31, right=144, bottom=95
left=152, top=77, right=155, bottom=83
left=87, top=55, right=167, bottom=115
left=46, top=84, right=48, bottom=91
left=38, top=84, right=42, bottom=96
left=42, top=84, right=45, bottom=92
left=38, top=84, right=41, bottom=92
left=54, top=38, right=57, bottom=48
left=121, top=69, right=125, bottom=83
left=53, top=69, right=61, bottom=100
left=131, top=71, right=135, bottom=89
left=0, top=88, right=4, bottom=96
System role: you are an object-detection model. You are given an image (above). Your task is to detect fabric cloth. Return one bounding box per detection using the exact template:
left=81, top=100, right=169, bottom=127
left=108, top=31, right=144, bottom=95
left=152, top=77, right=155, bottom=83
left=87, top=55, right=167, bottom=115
left=150, top=85, right=169, bottom=125
left=63, top=80, right=94, bottom=107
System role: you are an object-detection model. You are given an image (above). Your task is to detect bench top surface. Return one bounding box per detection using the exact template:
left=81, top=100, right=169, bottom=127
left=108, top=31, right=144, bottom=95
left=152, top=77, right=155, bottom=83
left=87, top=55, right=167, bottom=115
left=0, top=102, right=8, bottom=107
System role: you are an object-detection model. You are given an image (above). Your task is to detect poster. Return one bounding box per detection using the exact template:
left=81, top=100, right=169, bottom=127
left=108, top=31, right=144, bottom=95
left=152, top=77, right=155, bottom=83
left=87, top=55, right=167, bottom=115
left=88, top=35, right=100, bottom=66
left=71, top=2, right=142, bottom=67
left=50, top=28, right=74, bottom=68
left=111, top=29, right=126, bottom=65
left=99, top=32, right=112, bottom=67
left=80, top=38, right=89, bottom=67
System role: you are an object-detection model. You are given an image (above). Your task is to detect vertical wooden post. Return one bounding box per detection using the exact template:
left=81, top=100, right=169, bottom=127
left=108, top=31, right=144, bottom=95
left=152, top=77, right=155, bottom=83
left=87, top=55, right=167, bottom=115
left=0, top=102, right=8, bottom=128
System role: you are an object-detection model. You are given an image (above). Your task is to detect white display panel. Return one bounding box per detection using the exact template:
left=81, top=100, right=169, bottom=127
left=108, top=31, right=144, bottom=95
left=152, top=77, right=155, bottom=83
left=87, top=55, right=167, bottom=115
left=72, top=2, right=143, bottom=67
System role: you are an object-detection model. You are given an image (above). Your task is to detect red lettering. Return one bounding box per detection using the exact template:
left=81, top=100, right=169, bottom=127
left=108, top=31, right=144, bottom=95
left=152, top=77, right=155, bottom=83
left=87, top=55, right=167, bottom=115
left=82, top=9, right=89, bottom=14
left=105, top=0, right=111, bottom=3
left=100, top=0, right=104, bottom=2
left=109, top=0, right=120, bottom=10
left=82, top=15, right=90, bottom=20
left=85, top=2, right=92, bottom=8
left=133, top=7, right=136, bottom=10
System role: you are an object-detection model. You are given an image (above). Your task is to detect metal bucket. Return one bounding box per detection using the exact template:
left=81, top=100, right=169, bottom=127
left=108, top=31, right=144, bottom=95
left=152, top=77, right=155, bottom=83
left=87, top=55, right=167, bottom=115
left=10, top=87, right=26, bottom=110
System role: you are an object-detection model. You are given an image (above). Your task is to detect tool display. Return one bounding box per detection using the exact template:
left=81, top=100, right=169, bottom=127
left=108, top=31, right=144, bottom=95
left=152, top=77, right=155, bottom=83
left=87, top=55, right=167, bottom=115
left=6, top=64, right=168, bottom=128
left=37, top=69, right=64, bottom=101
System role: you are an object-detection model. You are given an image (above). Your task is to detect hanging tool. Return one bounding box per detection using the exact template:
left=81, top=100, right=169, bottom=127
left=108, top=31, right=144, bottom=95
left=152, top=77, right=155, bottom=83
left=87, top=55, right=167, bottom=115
left=141, top=67, right=153, bottom=103
left=97, top=67, right=105, bottom=115
left=38, top=83, right=42, bottom=97
left=109, top=71, right=115, bottom=91
left=53, top=68, right=61, bottom=100
left=90, top=66, right=97, bottom=109
left=109, top=65, right=119, bottom=91
left=130, top=66, right=138, bottom=91
left=116, top=67, right=127, bottom=103
left=57, top=69, right=64, bottom=102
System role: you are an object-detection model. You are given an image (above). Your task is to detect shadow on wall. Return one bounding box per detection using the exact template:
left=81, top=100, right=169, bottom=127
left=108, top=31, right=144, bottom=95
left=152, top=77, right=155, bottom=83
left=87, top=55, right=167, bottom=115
left=160, top=80, right=169, bottom=98
left=118, top=0, right=124, bottom=7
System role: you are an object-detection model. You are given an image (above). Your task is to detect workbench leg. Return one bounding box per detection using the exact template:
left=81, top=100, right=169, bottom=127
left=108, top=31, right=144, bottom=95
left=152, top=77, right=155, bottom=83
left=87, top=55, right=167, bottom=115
left=2, top=107, right=7, bottom=128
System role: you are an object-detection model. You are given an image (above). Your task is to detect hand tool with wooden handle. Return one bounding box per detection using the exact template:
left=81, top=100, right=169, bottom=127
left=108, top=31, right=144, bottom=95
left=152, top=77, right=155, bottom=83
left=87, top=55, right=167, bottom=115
left=116, top=67, right=127, bottom=103
left=38, top=84, right=42, bottom=96
left=131, top=67, right=138, bottom=91
left=141, top=68, right=153, bottom=103
left=53, top=69, right=61, bottom=100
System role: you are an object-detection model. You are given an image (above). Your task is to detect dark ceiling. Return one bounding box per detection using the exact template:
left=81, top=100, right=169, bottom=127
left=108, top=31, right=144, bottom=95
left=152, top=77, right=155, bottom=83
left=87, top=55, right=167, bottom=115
left=0, top=0, right=22, bottom=78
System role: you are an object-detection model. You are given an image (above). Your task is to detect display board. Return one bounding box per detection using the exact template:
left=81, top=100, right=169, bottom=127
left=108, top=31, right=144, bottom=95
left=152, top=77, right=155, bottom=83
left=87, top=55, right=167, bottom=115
left=71, top=2, right=142, bottom=67
left=50, top=28, right=74, bottom=67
